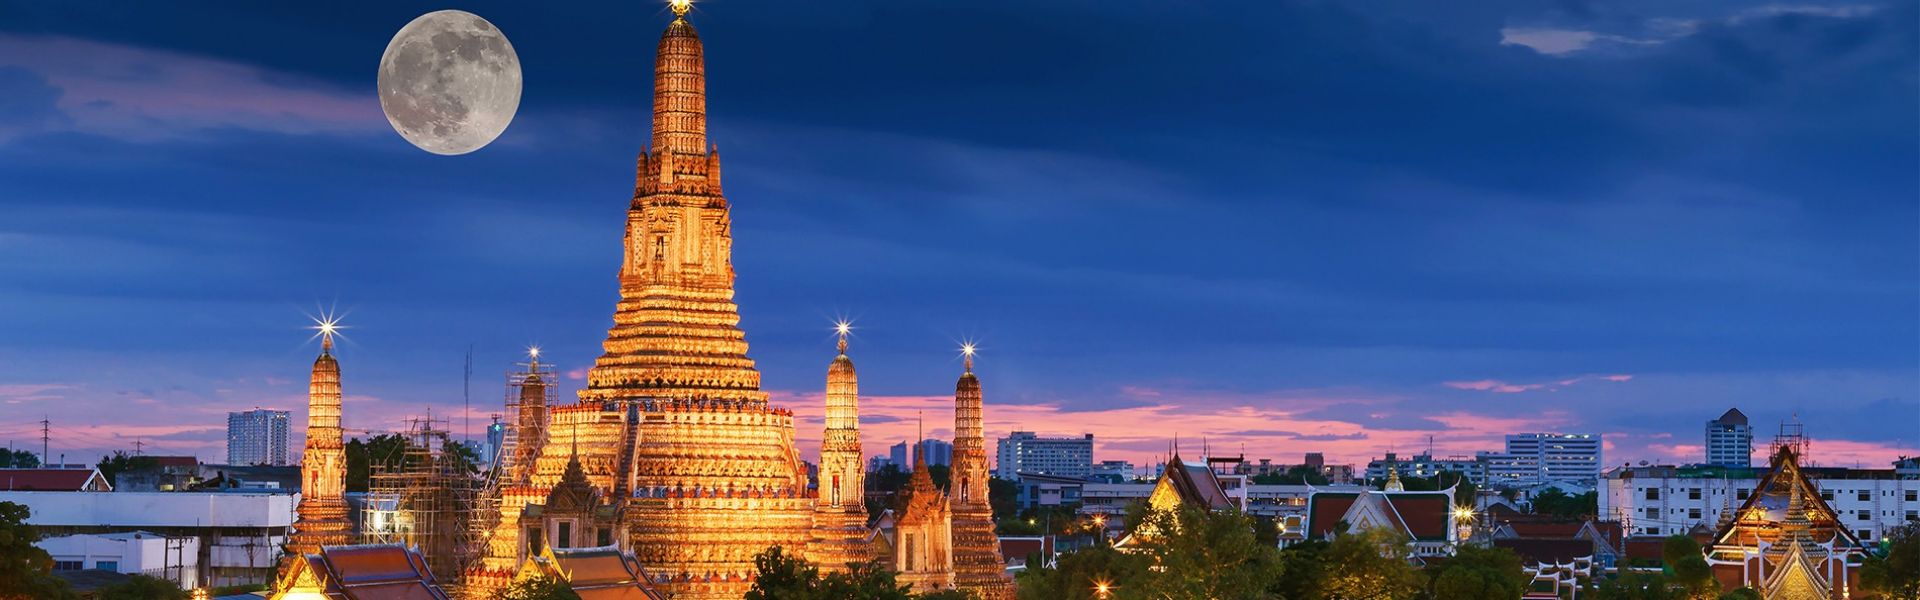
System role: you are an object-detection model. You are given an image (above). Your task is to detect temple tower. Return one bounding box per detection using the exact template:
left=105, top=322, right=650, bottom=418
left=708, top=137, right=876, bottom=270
left=287, top=323, right=353, bottom=559
left=550, top=3, right=814, bottom=597
left=894, top=445, right=955, bottom=591
left=948, top=347, right=1014, bottom=599
left=466, top=350, right=556, bottom=597
left=808, top=323, right=873, bottom=571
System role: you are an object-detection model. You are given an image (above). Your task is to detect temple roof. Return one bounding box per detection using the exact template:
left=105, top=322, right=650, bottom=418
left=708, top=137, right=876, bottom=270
left=1705, top=445, right=1863, bottom=554
left=1156, top=452, right=1236, bottom=511
left=276, top=544, right=450, bottom=600
left=0, top=468, right=110, bottom=491
left=1305, top=489, right=1453, bottom=542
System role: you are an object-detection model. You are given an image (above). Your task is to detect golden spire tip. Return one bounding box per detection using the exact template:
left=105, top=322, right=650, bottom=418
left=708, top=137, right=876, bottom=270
left=960, top=342, right=976, bottom=372
left=834, top=321, right=851, bottom=354
left=669, top=0, right=692, bottom=18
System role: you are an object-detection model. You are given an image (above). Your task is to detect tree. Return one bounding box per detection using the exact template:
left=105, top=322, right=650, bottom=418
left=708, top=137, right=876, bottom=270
left=345, top=434, right=409, bottom=493
left=1428, top=544, right=1527, bottom=600
left=988, top=477, right=1018, bottom=522
left=1661, top=535, right=1718, bottom=599
left=1588, top=572, right=1681, bottom=600
left=0, top=450, right=38, bottom=469
left=1715, top=589, right=1760, bottom=600
left=1269, top=540, right=1328, bottom=600
left=1861, top=521, right=1920, bottom=599
left=500, top=575, right=582, bottom=600
left=1320, top=528, right=1422, bottom=600
left=1015, top=543, right=1148, bottom=600
left=96, top=574, right=188, bottom=600
left=95, top=451, right=159, bottom=488
left=0, top=501, right=76, bottom=600
left=744, top=546, right=959, bottom=600
left=1129, top=506, right=1281, bottom=599
left=1530, top=488, right=1599, bottom=520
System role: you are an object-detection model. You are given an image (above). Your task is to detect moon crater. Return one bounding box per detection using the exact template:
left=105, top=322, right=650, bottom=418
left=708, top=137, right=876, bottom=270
left=378, top=10, right=521, bottom=155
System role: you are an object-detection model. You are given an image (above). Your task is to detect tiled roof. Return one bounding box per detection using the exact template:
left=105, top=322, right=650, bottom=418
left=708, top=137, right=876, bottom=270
left=1305, top=490, right=1453, bottom=542
left=0, top=468, right=107, bottom=491
left=1495, top=538, right=1593, bottom=565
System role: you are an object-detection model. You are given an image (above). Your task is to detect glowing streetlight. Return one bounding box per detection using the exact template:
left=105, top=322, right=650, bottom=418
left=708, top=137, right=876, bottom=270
left=1093, top=578, right=1113, bottom=599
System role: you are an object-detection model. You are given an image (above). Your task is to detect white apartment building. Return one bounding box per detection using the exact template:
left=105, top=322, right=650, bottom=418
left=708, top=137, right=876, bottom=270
left=226, top=409, right=290, bottom=466
left=40, top=531, right=201, bottom=590
left=994, top=432, right=1094, bottom=479
left=1599, top=462, right=1920, bottom=543
left=1481, top=433, right=1603, bottom=486
left=2, top=491, right=297, bottom=587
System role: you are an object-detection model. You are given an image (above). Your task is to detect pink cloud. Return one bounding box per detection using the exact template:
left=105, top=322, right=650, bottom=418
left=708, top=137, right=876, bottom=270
left=0, top=34, right=384, bottom=141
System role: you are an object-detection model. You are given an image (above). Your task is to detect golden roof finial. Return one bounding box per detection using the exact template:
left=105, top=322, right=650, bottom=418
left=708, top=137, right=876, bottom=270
left=669, top=0, right=693, bottom=18
left=960, top=342, right=976, bottom=373
left=834, top=321, right=851, bottom=355
left=528, top=344, right=542, bottom=367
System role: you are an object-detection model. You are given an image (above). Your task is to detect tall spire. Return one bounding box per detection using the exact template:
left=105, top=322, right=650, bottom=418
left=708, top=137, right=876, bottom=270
left=948, top=342, right=1013, bottom=598
left=652, top=1, right=707, bottom=159
left=288, top=316, right=353, bottom=560
left=809, top=319, right=871, bottom=571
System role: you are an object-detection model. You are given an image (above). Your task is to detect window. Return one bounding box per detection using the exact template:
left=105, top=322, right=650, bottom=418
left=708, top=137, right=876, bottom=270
left=1823, top=491, right=1834, bottom=501
left=1907, top=490, right=1917, bottom=502
left=1859, top=491, right=1872, bottom=502
left=528, top=526, right=543, bottom=554
left=52, top=561, right=82, bottom=571
left=93, top=561, right=118, bottom=571
left=557, top=522, right=573, bottom=549
left=1738, top=488, right=1750, bottom=500
left=1689, top=508, right=1702, bottom=520
left=1905, top=510, right=1916, bottom=520
left=1689, top=488, right=1702, bottom=500
left=1859, top=510, right=1872, bottom=522
left=597, top=527, right=613, bottom=547
left=830, top=475, right=841, bottom=506
left=1643, top=527, right=1660, bottom=535
left=1645, top=508, right=1659, bottom=519
left=1646, top=488, right=1660, bottom=500
left=1859, top=529, right=1872, bottom=540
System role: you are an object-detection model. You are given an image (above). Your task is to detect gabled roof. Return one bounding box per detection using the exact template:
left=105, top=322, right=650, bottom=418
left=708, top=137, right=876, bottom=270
left=0, top=468, right=110, bottom=491
left=1706, top=446, right=1863, bottom=553
left=1153, top=452, right=1235, bottom=511
left=1305, top=489, right=1454, bottom=542
left=525, top=546, right=667, bottom=600
left=272, top=544, right=451, bottom=600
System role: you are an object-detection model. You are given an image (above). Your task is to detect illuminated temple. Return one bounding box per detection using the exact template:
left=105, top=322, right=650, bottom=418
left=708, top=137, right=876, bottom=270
left=1704, top=446, right=1866, bottom=600
left=286, top=3, right=1015, bottom=598
left=285, top=325, right=353, bottom=559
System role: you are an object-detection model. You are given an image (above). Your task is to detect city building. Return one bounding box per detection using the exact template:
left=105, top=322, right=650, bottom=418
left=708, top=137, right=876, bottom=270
left=113, top=456, right=203, bottom=492
left=1078, top=482, right=1154, bottom=517
left=994, top=432, right=1094, bottom=479
left=226, top=409, right=290, bottom=467
left=1013, top=473, right=1086, bottom=511
left=867, top=456, right=897, bottom=473
left=1598, top=456, right=1920, bottom=542
left=1365, top=452, right=1481, bottom=483
left=484, top=419, right=507, bottom=468
left=39, top=531, right=200, bottom=590
left=1480, top=433, right=1604, bottom=487
left=3, top=490, right=296, bottom=587
left=1090, top=460, right=1135, bottom=483
left=1705, top=408, right=1753, bottom=468
left=0, top=468, right=112, bottom=492
left=892, top=439, right=953, bottom=470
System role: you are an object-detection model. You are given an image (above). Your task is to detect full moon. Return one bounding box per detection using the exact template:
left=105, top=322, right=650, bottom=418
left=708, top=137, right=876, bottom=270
left=377, top=10, right=521, bottom=155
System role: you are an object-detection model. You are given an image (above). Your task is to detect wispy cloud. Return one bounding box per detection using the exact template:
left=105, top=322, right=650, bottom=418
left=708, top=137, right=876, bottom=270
left=1444, top=374, right=1632, bottom=394
left=1501, top=4, right=1883, bottom=57
left=0, top=34, right=383, bottom=141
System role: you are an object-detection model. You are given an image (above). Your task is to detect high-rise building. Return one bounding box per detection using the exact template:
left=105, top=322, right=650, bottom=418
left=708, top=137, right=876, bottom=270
left=225, top=409, right=289, bottom=466
left=1705, top=408, right=1752, bottom=467
left=994, top=431, right=1094, bottom=479
left=890, top=439, right=953, bottom=470
left=1091, top=460, right=1136, bottom=482
left=1479, top=433, right=1603, bottom=486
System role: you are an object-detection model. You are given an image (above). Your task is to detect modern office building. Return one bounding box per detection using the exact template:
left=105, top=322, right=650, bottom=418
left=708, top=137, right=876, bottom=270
left=225, top=409, right=290, bottom=467
left=1480, top=433, right=1603, bottom=486
left=1704, top=408, right=1752, bottom=468
left=1365, top=452, right=1482, bottom=483
left=3, top=490, right=297, bottom=587
left=994, top=432, right=1094, bottom=479
left=888, top=439, right=952, bottom=471
left=40, top=531, right=201, bottom=590
left=1090, top=460, right=1136, bottom=482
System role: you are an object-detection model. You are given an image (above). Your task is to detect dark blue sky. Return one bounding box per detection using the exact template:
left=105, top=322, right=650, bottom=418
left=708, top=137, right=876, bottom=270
left=0, top=0, right=1914, bottom=469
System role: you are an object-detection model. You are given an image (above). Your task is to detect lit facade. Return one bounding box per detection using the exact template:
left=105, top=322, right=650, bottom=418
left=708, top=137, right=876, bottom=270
left=227, top=409, right=290, bottom=467
left=1703, top=447, right=1868, bottom=599
left=286, top=332, right=352, bottom=561
left=807, top=330, right=873, bottom=572
left=1480, top=433, right=1603, bottom=486
left=950, top=355, right=1015, bottom=599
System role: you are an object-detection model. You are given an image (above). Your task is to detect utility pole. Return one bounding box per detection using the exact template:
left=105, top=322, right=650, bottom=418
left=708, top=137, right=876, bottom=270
left=40, top=417, right=50, bottom=467
left=134, top=439, right=145, bottom=456
left=463, top=345, right=472, bottom=444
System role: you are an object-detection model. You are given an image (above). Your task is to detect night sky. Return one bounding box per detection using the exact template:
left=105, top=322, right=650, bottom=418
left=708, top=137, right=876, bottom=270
left=1, top=0, right=1914, bottom=471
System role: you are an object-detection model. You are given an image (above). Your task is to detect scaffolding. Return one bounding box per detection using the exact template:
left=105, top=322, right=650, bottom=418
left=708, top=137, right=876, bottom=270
left=460, top=359, right=557, bottom=597
left=360, top=414, right=486, bottom=594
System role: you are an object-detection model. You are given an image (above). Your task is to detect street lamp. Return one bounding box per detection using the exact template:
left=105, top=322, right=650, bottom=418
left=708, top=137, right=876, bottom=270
left=1093, top=577, right=1113, bottom=599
